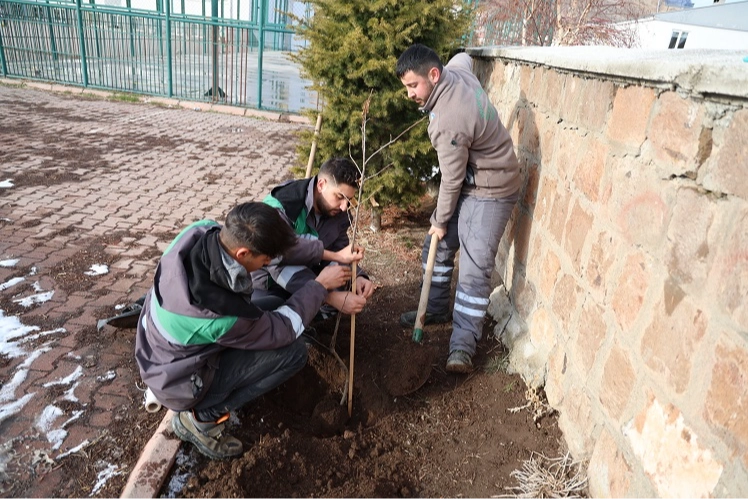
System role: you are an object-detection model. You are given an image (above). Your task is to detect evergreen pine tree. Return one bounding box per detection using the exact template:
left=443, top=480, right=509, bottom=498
left=291, top=0, right=472, bottom=210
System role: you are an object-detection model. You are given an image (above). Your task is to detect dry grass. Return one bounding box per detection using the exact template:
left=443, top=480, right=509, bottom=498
left=499, top=451, right=588, bottom=498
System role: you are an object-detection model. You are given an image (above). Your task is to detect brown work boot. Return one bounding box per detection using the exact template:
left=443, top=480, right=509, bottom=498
left=446, top=350, right=474, bottom=374
left=172, top=411, right=243, bottom=459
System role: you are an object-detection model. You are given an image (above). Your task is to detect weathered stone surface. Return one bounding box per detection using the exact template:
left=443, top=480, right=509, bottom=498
left=626, top=396, right=723, bottom=498
left=552, top=274, right=580, bottom=333
left=575, top=299, right=607, bottom=376
left=599, top=343, right=636, bottom=420
left=607, top=85, right=656, bottom=148
left=700, top=108, right=748, bottom=200
left=572, top=140, right=608, bottom=203
left=586, top=230, right=618, bottom=293
left=545, top=344, right=567, bottom=407
left=666, top=187, right=715, bottom=290
left=563, top=200, right=594, bottom=274
left=641, top=297, right=707, bottom=394
left=577, top=78, right=615, bottom=131
left=558, top=385, right=595, bottom=458
left=707, top=205, right=748, bottom=330
left=647, top=91, right=706, bottom=176
left=611, top=251, right=649, bottom=331
left=705, top=338, right=748, bottom=468
left=588, top=428, right=634, bottom=498
left=540, top=248, right=561, bottom=297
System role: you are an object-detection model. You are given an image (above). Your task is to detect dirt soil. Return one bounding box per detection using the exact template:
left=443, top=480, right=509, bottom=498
left=161, top=203, right=563, bottom=498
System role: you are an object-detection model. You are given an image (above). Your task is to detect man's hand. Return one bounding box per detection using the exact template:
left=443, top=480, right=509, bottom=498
left=428, top=225, right=446, bottom=240
left=323, top=244, right=364, bottom=265
left=356, top=276, right=375, bottom=299
left=315, top=265, right=352, bottom=290
left=325, top=290, right=366, bottom=315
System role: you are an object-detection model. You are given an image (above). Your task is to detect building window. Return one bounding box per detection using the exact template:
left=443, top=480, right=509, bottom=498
left=668, top=30, right=688, bottom=49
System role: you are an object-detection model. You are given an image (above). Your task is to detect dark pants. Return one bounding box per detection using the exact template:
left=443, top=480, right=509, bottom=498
left=191, top=339, right=308, bottom=422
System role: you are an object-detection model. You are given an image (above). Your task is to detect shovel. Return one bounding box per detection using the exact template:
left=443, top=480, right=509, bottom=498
left=412, top=234, right=439, bottom=343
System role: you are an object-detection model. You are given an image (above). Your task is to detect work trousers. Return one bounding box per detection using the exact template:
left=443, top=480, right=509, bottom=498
left=422, top=192, right=518, bottom=356
left=192, top=339, right=308, bottom=422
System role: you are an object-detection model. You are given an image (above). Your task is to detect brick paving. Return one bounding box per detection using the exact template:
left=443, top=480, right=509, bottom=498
left=0, top=82, right=309, bottom=497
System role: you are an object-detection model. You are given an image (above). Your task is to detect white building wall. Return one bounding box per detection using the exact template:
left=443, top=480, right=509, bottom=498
left=636, top=19, right=748, bottom=49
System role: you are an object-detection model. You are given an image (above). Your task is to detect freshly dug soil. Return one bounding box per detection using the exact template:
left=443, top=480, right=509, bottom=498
left=163, top=204, right=563, bottom=498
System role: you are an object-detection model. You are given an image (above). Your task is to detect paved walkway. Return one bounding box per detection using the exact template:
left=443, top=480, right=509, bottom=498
left=0, top=81, right=308, bottom=497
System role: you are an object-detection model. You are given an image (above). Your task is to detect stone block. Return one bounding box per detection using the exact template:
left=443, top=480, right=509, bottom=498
left=572, top=140, right=607, bottom=203
left=552, top=274, right=580, bottom=334
left=517, top=105, right=540, bottom=157
left=563, top=200, right=593, bottom=274
left=540, top=248, right=561, bottom=298
left=558, top=385, right=595, bottom=458
left=575, top=299, right=607, bottom=376
left=513, top=211, right=533, bottom=266
left=553, top=127, right=582, bottom=183
left=611, top=251, right=650, bottom=331
left=625, top=396, right=723, bottom=498
left=701, top=108, right=748, bottom=199
left=599, top=343, right=636, bottom=421
left=577, top=78, right=615, bottom=132
left=548, top=184, right=572, bottom=247
left=705, top=338, right=748, bottom=468
left=545, top=344, right=567, bottom=408
left=607, top=85, right=656, bottom=148
left=588, top=428, right=634, bottom=497
left=647, top=91, right=706, bottom=177
left=640, top=296, right=707, bottom=394
left=533, top=176, right=557, bottom=226
left=586, top=231, right=618, bottom=293
left=666, top=187, right=715, bottom=290
left=706, top=199, right=748, bottom=331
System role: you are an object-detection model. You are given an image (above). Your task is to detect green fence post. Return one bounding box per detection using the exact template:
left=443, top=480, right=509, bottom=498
left=165, top=0, right=172, bottom=96
left=211, top=0, right=218, bottom=101
left=257, top=0, right=265, bottom=109
left=75, top=0, right=89, bottom=86
left=0, top=26, right=7, bottom=77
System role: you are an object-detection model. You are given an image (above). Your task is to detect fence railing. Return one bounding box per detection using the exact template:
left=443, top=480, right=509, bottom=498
left=0, top=0, right=314, bottom=112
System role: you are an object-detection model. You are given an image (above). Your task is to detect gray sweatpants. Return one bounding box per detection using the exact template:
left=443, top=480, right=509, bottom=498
left=422, top=192, right=519, bottom=356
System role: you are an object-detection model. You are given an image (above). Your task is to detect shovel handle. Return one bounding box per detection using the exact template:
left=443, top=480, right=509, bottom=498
left=413, top=234, right=439, bottom=343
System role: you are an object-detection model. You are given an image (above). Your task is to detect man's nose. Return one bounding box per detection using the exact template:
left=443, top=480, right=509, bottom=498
left=340, top=199, right=349, bottom=211
left=407, top=89, right=416, bottom=100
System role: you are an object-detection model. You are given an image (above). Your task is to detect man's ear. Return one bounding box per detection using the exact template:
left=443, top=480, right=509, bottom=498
left=428, top=66, right=441, bottom=85
left=317, top=176, right=327, bottom=192
left=234, top=247, right=250, bottom=260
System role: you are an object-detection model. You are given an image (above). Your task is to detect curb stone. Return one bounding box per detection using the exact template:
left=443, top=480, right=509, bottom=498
left=120, top=410, right=180, bottom=498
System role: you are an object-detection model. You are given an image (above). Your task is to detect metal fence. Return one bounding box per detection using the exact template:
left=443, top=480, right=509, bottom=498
left=0, top=0, right=314, bottom=112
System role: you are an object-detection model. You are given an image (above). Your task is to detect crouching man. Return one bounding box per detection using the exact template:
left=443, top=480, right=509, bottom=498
left=134, top=202, right=351, bottom=459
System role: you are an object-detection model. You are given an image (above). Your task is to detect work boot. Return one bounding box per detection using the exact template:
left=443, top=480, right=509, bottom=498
left=446, top=350, right=474, bottom=374
left=399, top=310, right=451, bottom=328
left=171, top=411, right=243, bottom=460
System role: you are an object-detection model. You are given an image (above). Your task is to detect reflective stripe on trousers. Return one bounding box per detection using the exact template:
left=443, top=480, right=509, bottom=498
left=421, top=192, right=518, bottom=356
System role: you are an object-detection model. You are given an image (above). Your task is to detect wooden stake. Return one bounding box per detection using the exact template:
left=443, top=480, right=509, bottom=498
left=347, top=262, right=357, bottom=417
left=304, top=113, right=323, bottom=179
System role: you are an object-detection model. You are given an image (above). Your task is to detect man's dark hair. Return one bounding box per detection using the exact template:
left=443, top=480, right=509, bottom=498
left=396, top=44, right=443, bottom=79
left=319, top=157, right=360, bottom=189
left=222, top=202, right=297, bottom=258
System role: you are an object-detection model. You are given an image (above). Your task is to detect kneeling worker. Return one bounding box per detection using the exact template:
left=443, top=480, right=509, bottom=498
left=134, top=202, right=353, bottom=459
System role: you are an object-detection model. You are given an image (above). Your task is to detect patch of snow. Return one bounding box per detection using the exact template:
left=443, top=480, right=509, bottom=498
left=57, top=439, right=89, bottom=460
left=96, top=371, right=116, bottom=382
left=13, top=291, right=54, bottom=308
left=28, top=267, right=37, bottom=276
left=163, top=448, right=198, bottom=498
left=84, top=264, right=109, bottom=276
left=46, top=428, right=68, bottom=450
left=32, top=281, right=44, bottom=292
left=0, top=180, right=13, bottom=188
left=62, top=384, right=79, bottom=403
left=37, top=405, right=63, bottom=434
left=90, top=463, right=122, bottom=496
left=0, top=277, right=25, bottom=291
left=0, top=259, right=19, bottom=267
left=115, top=304, right=127, bottom=310
left=0, top=312, right=40, bottom=357
left=0, top=218, right=11, bottom=222
left=18, top=327, right=66, bottom=344
left=62, top=410, right=84, bottom=428
left=43, top=365, right=84, bottom=388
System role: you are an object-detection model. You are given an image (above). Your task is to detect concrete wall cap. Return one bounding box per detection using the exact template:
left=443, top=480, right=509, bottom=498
left=467, top=46, right=748, bottom=99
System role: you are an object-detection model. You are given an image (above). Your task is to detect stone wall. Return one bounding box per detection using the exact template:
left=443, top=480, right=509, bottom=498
left=469, top=46, right=748, bottom=497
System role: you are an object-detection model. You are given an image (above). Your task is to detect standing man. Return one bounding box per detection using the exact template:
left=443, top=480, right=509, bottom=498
left=135, top=202, right=352, bottom=459
left=396, top=44, right=521, bottom=373
left=252, top=157, right=375, bottom=317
